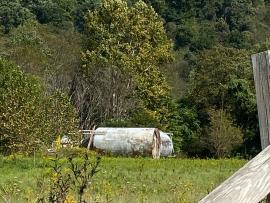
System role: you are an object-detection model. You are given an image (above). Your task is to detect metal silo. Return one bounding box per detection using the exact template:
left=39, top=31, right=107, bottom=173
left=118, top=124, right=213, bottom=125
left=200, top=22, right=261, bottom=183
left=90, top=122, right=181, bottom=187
left=81, top=127, right=174, bottom=158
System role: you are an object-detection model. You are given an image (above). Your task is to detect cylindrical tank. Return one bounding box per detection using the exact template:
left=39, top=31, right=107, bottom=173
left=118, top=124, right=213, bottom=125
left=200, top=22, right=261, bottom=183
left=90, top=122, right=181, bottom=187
left=81, top=128, right=174, bottom=158
left=160, top=132, right=174, bottom=156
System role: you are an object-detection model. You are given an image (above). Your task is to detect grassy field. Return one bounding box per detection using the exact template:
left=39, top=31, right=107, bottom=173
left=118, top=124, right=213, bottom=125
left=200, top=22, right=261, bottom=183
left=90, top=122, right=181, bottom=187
left=0, top=155, right=246, bottom=203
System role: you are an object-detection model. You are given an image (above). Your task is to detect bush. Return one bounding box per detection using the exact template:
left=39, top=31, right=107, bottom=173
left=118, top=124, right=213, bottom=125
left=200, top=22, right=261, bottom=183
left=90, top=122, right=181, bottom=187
left=207, top=109, right=243, bottom=158
left=42, top=150, right=101, bottom=203
left=0, top=59, right=79, bottom=154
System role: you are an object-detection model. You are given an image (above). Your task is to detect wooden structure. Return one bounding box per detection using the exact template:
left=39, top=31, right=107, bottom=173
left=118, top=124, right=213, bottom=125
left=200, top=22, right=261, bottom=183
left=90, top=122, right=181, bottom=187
left=199, top=145, right=270, bottom=203
left=252, top=51, right=270, bottom=149
left=199, top=51, right=270, bottom=203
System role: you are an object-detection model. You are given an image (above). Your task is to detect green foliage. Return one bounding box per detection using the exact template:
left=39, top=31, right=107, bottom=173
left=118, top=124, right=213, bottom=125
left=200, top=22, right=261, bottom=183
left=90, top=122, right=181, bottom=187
left=73, top=0, right=99, bottom=32
left=46, top=151, right=101, bottom=203
left=83, top=0, right=173, bottom=69
left=0, top=20, right=82, bottom=92
left=207, top=109, right=243, bottom=158
left=0, top=59, right=79, bottom=154
left=188, top=45, right=252, bottom=108
left=0, top=0, right=98, bottom=32
left=0, top=155, right=246, bottom=202
left=0, top=59, right=43, bottom=153
left=227, top=79, right=260, bottom=155
left=27, top=0, right=76, bottom=28
left=142, top=0, right=258, bottom=50
left=176, top=20, right=218, bottom=51
left=39, top=91, right=80, bottom=146
left=0, top=0, right=269, bottom=157
left=78, top=0, right=174, bottom=129
left=253, top=37, right=270, bottom=53
left=186, top=46, right=259, bottom=156
left=0, top=0, right=33, bottom=33
left=167, top=99, right=201, bottom=154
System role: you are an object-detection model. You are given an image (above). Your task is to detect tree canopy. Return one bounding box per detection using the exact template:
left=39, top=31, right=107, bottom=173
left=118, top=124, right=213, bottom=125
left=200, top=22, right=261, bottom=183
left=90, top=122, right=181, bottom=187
left=1, top=0, right=270, bottom=157
left=72, top=0, right=174, bottom=129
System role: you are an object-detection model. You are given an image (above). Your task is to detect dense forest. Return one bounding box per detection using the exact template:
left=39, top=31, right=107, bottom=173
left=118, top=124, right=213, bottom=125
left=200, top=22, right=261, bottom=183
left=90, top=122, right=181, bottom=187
left=1, top=0, right=270, bottom=157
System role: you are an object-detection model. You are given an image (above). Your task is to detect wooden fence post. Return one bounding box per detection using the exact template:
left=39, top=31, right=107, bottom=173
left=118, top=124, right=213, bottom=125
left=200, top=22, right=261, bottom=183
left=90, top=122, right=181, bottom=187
left=251, top=51, right=270, bottom=150
left=252, top=51, right=270, bottom=203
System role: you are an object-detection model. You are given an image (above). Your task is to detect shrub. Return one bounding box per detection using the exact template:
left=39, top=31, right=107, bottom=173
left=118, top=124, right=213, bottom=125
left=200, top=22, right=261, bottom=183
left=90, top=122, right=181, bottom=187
left=0, top=59, right=79, bottom=154
left=46, top=150, right=101, bottom=203
left=207, top=109, right=243, bottom=158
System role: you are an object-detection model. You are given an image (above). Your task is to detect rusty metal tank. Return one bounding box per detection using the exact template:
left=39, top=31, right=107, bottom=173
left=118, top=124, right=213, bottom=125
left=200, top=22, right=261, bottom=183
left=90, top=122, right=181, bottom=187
left=81, top=128, right=174, bottom=158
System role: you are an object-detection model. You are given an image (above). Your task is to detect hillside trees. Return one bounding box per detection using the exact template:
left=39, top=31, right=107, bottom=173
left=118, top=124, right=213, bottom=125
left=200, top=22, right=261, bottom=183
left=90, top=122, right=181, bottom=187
left=0, top=21, right=82, bottom=93
left=0, top=0, right=33, bottom=33
left=26, top=0, right=76, bottom=27
left=0, top=0, right=99, bottom=34
left=188, top=46, right=253, bottom=108
left=144, top=0, right=258, bottom=50
left=0, top=0, right=268, bottom=157
left=71, top=0, right=174, bottom=129
left=186, top=46, right=259, bottom=155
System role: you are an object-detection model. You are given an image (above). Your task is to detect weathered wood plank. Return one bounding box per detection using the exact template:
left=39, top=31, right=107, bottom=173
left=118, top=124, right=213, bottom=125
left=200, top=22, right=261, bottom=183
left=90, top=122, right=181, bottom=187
left=199, top=145, right=270, bottom=203
left=252, top=51, right=270, bottom=150
left=251, top=50, right=270, bottom=203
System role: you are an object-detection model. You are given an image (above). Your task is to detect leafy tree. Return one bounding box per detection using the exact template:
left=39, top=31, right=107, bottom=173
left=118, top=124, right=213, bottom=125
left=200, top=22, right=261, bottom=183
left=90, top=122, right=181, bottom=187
left=207, top=109, right=243, bottom=158
left=175, top=19, right=218, bottom=50
left=73, top=0, right=98, bottom=32
left=187, top=45, right=260, bottom=156
left=0, top=0, right=33, bottom=33
left=142, top=0, right=258, bottom=49
left=221, top=0, right=255, bottom=32
left=0, top=20, right=82, bottom=92
left=199, top=0, right=256, bottom=48
left=24, top=0, right=76, bottom=28
left=39, top=91, right=79, bottom=146
left=168, top=99, right=201, bottom=154
left=72, top=0, right=174, bottom=129
left=188, top=45, right=252, bottom=108
left=227, top=79, right=260, bottom=155
left=0, top=59, right=42, bottom=153
left=0, top=59, right=79, bottom=154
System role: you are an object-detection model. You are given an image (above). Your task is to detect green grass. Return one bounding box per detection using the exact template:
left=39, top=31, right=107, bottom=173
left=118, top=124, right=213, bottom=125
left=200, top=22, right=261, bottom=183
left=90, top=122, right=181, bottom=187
left=0, top=155, right=246, bottom=203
